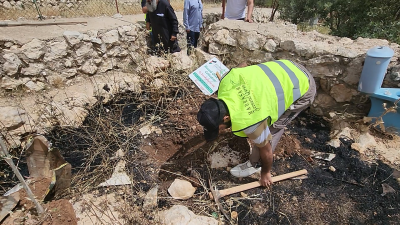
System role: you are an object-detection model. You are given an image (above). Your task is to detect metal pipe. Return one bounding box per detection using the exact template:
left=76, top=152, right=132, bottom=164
left=0, top=137, right=45, bottom=214
left=115, top=0, right=120, bottom=14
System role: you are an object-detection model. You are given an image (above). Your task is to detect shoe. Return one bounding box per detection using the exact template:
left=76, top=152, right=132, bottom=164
left=230, top=160, right=261, bottom=177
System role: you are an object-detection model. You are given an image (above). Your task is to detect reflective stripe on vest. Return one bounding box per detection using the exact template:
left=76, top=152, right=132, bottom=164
left=218, top=60, right=310, bottom=137
left=257, top=60, right=303, bottom=118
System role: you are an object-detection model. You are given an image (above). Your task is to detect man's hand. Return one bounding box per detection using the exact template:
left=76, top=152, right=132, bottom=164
left=186, top=29, right=190, bottom=33
left=260, top=170, right=273, bottom=187
left=245, top=18, right=253, bottom=23
left=170, top=35, right=177, bottom=41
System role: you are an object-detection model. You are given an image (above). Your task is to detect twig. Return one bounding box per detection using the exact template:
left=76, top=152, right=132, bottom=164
left=158, top=169, right=202, bottom=187
left=278, top=211, right=292, bottom=225
left=380, top=172, right=393, bottom=184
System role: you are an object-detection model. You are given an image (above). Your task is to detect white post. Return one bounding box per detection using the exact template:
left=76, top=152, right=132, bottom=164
left=0, top=137, right=44, bottom=214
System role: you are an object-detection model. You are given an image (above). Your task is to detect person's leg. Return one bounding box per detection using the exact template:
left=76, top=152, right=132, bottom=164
left=187, top=31, right=195, bottom=54
left=249, top=67, right=316, bottom=165
left=193, top=32, right=200, bottom=48
left=249, top=128, right=284, bottom=165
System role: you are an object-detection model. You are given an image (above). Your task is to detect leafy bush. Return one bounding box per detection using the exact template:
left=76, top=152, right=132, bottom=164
left=278, top=0, right=400, bottom=44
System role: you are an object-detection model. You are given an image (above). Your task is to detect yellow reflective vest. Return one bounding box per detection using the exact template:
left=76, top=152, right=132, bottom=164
left=218, top=60, right=310, bottom=137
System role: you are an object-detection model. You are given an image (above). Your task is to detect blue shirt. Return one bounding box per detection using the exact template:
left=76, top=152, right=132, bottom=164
left=183, top=0, right=203, bottom=32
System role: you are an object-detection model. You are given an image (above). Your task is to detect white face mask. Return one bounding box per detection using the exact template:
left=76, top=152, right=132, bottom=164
left=146, top=0, right=157, bottom=12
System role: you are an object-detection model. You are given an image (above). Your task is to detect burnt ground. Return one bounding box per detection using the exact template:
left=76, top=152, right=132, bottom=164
left=1, top=84, right=400, bottom=224
left=158, top=111, right=400, bottom=225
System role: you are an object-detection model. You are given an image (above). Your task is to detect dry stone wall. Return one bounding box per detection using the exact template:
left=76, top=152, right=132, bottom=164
left=0, top=0, right=140, bottom=10
left=202, top=20, right=400, bottom=115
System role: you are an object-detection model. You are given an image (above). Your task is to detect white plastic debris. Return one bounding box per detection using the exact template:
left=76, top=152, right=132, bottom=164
left=311, top=151, right=336, bottom=161
left=98, top=160, right=132, bottom=187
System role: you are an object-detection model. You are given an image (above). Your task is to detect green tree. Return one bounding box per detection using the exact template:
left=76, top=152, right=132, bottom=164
left=278, top=0, right=400, bottom=44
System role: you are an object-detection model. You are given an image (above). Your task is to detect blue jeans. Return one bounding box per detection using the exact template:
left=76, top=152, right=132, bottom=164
left=187, top=31, right=200, bottom=49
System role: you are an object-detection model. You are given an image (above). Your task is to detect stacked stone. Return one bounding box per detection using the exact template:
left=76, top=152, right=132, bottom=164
left=202, top=20, right=400, bottom=115
left=0, top=24, right=150, bottom=91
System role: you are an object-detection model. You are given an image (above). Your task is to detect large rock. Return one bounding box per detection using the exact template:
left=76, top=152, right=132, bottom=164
left=280, top=40, right=316, bottom=59
left=351, top=132, right=377, bottom=154
left=44, top=41, right=68, bottom=61
left=237, top=31, right=263, bottom=51
left=171, top=51, right=193, bottom=71
left=63, top=31, right=84, bottom=46
left=208, top=42, right=229, bottom=55
left=146, top=56, right=170, bottom=73
left=194, top=48, right=215, bottom=64
left=314, top=92, right=336, bottom=108
left=2, top=1, right=11, bottom=9
left=107, top=46, right=129, bottom=57
left=0, top=76, right=22, bottom=90
left=99, top=58, right=115, bottom=73
left=21, top=63, right=45, bottom=76
left=76, top=42, right=94, bottom=57
left=101, top=30, right=120, bottom=45
left=159, top=205, right=218, bottom=225
left=24, top=80, right=46, bottom=91
left=0, top=106, right=27, bottom=130
left=2, top=53, right=21, bottom=75
left=80, top=59, right=98, bottom=75
left=263, top=39, right=277, bottom=52
left=21, top=38, right=45, bottom=60
left=214, top=29, right=237, bottom=46
left=330, top=84, right=357, bottom=102
left=167, top=179, right=196, bottom=200
left=343, top=57, right=364, bottom=85
left=143, top=185, right=158, bottom=210
left=62, top=65, right=76, bottom=77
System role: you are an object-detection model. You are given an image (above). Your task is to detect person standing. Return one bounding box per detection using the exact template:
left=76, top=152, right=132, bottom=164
left=221, top=0, right=254, bottom=22
left=146, top=0, right=181, bottom=53
left=197, top=60, right=316, bottom=186
left=183, top=0, right=203, bottom=54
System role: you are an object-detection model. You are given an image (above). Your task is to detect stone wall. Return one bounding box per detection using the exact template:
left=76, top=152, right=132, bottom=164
left=0, top=0, right=140, bottom=10
left=1, top=15, right=400, bottom=146
left=202, top=20, right=400, bottom=115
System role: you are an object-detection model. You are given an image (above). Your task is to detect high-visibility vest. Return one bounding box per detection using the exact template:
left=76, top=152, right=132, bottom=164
left=218, top=60, right=310, bottom=137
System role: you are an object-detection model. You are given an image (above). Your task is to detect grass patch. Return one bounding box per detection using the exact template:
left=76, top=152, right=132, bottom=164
left=297, top=22, right=331, bottom=35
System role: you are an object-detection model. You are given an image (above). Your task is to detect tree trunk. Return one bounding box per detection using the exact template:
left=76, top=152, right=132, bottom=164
left=269, top=0, right=279, bottom=22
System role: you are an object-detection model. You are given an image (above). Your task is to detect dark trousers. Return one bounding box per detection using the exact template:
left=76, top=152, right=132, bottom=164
left=186, top=31, right=200, bottom=54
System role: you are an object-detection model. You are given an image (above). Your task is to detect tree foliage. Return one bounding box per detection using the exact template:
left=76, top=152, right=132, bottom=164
left=278, top=0, right=400, bottom=44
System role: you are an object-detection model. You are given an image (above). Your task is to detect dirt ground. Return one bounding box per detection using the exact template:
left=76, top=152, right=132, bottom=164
left=1, top=79, right=400, bottom=224
left=1, top=77, right=400, bottom=224
left=2, top=177, right=77, bottom=225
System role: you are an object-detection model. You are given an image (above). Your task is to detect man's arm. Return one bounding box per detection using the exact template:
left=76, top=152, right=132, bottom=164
left=245, top=0, right=254, bottom=23
left=199, top=1, right=203, bottom=30
left=221, top=0, right=225, bottom=19
left=141, top=0, right=147, bottom=13
left=236, top=61, right=248, bottom=68
left=183, top=0, right=190, bottom=32
left=146, top=12, right=151, bottom=30
left=165, top=4, right=179, bottom=40
left=258, top=142, right=273, bottom=186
